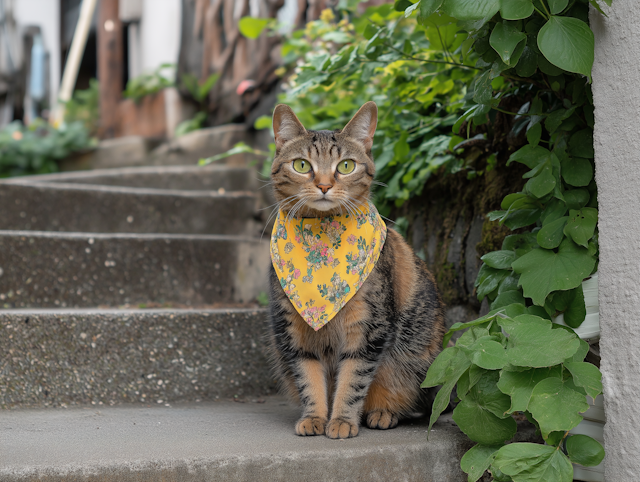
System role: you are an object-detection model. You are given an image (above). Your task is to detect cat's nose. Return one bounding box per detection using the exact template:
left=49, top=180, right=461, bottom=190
left=317, top=184, right=332, bottom=194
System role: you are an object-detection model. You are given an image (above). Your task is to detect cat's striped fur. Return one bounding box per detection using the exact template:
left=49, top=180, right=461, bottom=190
left=268, top=102, right=445, bottom=439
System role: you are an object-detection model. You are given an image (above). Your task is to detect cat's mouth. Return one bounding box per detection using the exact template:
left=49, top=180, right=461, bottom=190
left=308, top=197, right=338, bottom=211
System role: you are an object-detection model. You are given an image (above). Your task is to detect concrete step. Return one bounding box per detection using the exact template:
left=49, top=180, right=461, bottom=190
left=0, top=180, right=260, bottom=236
left=10, top=165, right=258, bottom=192
left=0, top=397, right=486, bottom=482
left=0, top=309, right=274, bottom=408
left=0, top=232, right=269, bottom=308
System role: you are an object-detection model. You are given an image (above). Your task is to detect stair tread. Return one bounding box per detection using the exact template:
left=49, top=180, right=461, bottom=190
left=0, top=396, right=471, bottom=481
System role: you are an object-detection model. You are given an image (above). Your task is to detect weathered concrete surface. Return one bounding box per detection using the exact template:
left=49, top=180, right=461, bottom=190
left=0, top=309, right=273, bottom=408
left=148, top=125, right=256, bottom=166
left=11, top=165, right=257, bottom=192
left=59, top=136, right=162, bottom=171
left=0, top=232, right=269, bottom=308
left=0, top=182, right=259, bottom=236
left=592, top=2, right=640, bottom=480
left=0, top=398, right=474, bottom=482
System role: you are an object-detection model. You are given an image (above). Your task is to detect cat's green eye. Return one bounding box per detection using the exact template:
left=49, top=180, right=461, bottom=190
left=292, top=159, right=312, bottom=173
left=337, top=159, right=356, bottom=175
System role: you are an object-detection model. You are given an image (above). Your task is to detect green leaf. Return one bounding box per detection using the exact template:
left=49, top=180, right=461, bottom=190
left=404, top=1, right=420, bottom=16
left=238, top=17, right=270, bottom=39
left=566, top=434, right=605, bottom=467
left=453, top=372, right=517, bottom=445
left=498, top=314, right=580, bottom=367
left=490, top=23, right=527, bottom=66
left=565, top=362, right=603, bottom=401
left=497, top=366, right=562, bottom=413
left=491, top=290, right=525, bottom=310
left=419, top=0, right=444, bottom=21
left=568, top=338, right=590, bottom=363
left=563, top=207, right=598, bottom=247
left=507, top=144, right=550, bottom=169
left=526, top=122, right=542, bottom=147
left=541, top=199, right=567, bottom=225
left=476, top=265, right=509, bottom=301
left=442, top=0, right=500, bottom=20
left=481, top=250, right=516, bottom=270
left=561, top=157, right=593, bottom=187
left=562, top=284, right=587, bottom=328
left=511, top=238, right=596, bottom=306
left=492, top=443, right=573, bottom=482
left=516, top=46, right=538, bottom=77
left=422, top=346, right=459, bottom=387
left=525, top=162, right=556, bottom=198
left=461, top=444, right=503, bottom=482
left=547, top=0, right=569, bottom=14
left=569, top=129, right=595, bottom=158
left=464, top=337, right=508, bottom=370
left=537, top=16, right=595, bottom=79
left=528, top=377, right=589, bottom=437
left=253, top=115, right=272, bottom=130
left=564, top=189, right=590, bottom=210
left=426, top=353, right=472, bottom=433
left=474, top=70, right=494, bottom=104
left=500, top=0, right=534, bottom=20
left=394, top=0, right=413, bottom=11
left=536, top=216, right=568, bottom=249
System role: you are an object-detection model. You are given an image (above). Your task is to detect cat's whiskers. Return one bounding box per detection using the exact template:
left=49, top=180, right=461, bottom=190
left=260, top=193, right=304, bottom=239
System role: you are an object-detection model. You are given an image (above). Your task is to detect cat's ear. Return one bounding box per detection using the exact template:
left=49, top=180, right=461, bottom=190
left=341, top=101, right=377, bottom=151
left=273, top=104, right=307, bottom=150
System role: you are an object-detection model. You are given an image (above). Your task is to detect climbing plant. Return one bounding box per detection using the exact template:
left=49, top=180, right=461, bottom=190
left=409, top=0, right=607, bottom=480
left=233, top=0, right=608, bottom=478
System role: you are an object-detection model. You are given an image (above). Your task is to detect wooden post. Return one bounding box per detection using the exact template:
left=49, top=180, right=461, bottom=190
left=97, top=0, right=123, bottom=139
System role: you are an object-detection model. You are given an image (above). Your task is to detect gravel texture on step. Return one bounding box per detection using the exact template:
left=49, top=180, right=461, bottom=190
left=0, top=309, right=274, bottom=408
left=0, top=231, right=269, bottom=308
left=0, top=397, right=489, bottom=482
left=0, top=182, right=259, bottom=235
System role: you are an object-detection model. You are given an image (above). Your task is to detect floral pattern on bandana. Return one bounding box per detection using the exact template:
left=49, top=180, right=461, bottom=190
left=270, top=204, right=387, bottom=330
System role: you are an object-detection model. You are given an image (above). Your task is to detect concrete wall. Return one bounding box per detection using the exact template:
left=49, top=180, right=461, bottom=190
left=139, top=0, right=181, bottom=77
left=14, top=0, right=61, bottom=107
left=591, top=2, right=640, bottom=480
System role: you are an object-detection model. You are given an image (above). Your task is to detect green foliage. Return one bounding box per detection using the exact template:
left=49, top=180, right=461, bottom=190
left=175, top=72, right=220, bottom=137
left=123, top=63, right=174, bottom=102
left=423, top=311, right=602, bottom=481
left=0, top=119, right=94, bottom=178
left=62, top=78, right=99, bottom=136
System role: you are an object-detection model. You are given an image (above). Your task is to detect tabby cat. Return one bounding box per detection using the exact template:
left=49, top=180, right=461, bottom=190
left=268, top=101, right=445, bottom=439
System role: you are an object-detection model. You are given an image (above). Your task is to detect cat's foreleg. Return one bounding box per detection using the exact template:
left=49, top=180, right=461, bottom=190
left=326, top=316, right=387, bottom=439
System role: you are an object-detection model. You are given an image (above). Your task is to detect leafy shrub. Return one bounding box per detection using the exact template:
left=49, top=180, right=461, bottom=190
left=0, top=119, right=94, bottom=178
left=62, top=78, right=99, bottom=136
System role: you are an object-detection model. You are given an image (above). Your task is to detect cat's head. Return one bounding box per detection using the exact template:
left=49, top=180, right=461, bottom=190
left=270, top=101, right=377, bottom=219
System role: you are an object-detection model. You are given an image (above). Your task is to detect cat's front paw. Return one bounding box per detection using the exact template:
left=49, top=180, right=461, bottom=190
left=325, top=418, right=359, bottom=439
left=295, top=416, right=326, bottom=436
left=366, top=409, right=399, bottom=430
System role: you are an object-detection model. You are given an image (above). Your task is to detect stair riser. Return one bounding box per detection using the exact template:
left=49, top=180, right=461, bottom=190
left=0, top=310, right=274, bottom=408
left=0, top=233, right=269, bottom=308
left=0, top=184, right=259, bottom=236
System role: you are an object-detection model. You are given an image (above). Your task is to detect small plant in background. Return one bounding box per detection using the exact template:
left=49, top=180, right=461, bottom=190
left=0, top=119, right=94, bottom=177
left=123, top=63, right=175, bottom=102
left=62, top=78, right=99, bottom=136
left=174, top=72, right=220, bottom=137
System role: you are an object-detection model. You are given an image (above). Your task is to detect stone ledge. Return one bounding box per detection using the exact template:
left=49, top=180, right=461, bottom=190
left=0, top=182, right=259, bottom=236
left=0, top=397, right=477, bottom=482
left=0, top=233, right=269, bottom=308
left=0, top=309, right=274, bottom=408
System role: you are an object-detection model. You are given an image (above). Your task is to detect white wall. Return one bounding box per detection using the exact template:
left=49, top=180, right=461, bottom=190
left=591, top=1, right=640, bottom=480
left=14, top=0, right=61, bottom=106
left=139, top=0, right=181, bottom=78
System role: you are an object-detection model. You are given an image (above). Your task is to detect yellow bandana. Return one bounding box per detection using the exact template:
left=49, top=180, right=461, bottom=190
left=270, top=204, right=387, bottom=331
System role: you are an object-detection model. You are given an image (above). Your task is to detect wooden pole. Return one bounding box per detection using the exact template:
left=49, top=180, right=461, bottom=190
left=97, top=0, right=123, bottom=139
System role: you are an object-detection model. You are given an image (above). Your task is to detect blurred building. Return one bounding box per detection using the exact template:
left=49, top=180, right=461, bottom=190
left=8, top=0, right=181, bottom=125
